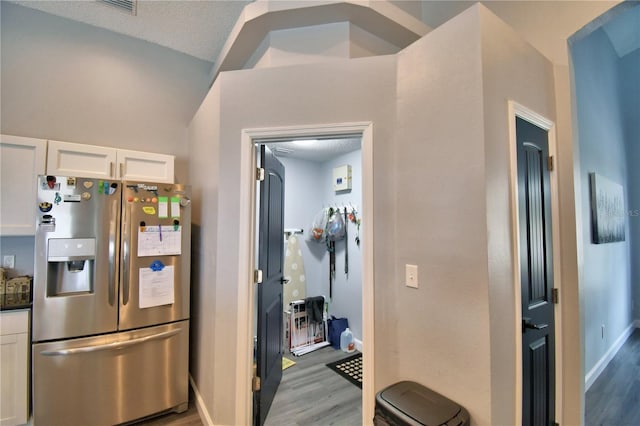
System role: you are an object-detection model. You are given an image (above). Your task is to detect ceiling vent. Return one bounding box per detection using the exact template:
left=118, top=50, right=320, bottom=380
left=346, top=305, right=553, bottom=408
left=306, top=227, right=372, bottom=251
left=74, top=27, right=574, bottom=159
left=99, top=0, right=137, bottom=15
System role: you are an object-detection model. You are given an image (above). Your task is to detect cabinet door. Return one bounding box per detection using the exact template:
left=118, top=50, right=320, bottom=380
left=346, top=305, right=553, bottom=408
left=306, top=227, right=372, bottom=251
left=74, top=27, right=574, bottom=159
left=0, top=310, right=29, bottom=426
left=0, top=134, right=46, bottom=235
left=117, top=149, right=174, bottom=183
left=47, top=140, right=117, bottom=179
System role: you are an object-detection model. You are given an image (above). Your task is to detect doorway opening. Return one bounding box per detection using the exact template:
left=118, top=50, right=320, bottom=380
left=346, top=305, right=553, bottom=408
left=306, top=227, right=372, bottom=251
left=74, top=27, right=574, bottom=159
left=257, top=136, right=363, bottom=425
left=568, top=2, right=640, bottom=424
left=240, top=122, right=375, bottom=426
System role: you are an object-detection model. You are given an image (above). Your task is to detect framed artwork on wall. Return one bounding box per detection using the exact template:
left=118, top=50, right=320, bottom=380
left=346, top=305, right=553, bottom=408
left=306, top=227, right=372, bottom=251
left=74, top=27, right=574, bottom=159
left=590, top=172, right=626, bottom=244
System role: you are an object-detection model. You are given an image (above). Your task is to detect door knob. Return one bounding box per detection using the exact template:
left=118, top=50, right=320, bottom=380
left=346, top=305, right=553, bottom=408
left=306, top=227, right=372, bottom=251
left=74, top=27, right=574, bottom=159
left=522, top=318, right=549, bottom=332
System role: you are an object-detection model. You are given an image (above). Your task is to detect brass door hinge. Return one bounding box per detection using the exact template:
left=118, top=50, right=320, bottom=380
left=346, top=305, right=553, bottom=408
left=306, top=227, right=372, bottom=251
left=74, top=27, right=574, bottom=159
left=552, top=288, right=559, bottom=304
left=254, top=269, right=263, bottom=284
left=548, top=155, right=554, bottom=172
left=256, top=167, right=265, bottom=181
left=252, top=376, right=261, bottom=392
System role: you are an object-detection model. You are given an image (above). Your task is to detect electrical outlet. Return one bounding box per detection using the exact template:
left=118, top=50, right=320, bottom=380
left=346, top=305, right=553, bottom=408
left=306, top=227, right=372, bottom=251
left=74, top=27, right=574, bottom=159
left=2, top=255, right=15, bottom=269
left=405, top=264, right=418, bottom=289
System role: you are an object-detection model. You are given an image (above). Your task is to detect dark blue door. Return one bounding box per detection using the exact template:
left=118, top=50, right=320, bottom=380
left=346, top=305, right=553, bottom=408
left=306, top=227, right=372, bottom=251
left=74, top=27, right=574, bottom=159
left=517, top=117, right=555, bottom=426
left=255, top=145, right=285, bottom=425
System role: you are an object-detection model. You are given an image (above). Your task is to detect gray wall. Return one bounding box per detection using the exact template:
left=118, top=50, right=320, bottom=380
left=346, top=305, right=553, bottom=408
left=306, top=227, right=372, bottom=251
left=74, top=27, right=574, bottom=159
left=278, top=157, right=324, bottom=300
left=319, top=150, right=363, bottom=340
left=280, top=150, right=363, bottom=341
left=621, top=49, right=640, bottom=319
left=0, top=2, right=212, bottom=184
left=572, top=28, right=634, bottom=375
left=0, top=2, right=211, bottom=280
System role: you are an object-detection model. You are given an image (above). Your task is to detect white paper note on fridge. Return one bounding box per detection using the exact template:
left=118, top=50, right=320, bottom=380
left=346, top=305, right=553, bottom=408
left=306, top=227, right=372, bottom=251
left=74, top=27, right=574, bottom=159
left=139, top=265, right=174, bottom=308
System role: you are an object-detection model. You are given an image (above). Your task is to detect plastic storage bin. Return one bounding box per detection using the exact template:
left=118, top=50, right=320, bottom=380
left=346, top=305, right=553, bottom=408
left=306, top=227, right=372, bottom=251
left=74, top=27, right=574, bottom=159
left=374, top=381, right=470, bottom=426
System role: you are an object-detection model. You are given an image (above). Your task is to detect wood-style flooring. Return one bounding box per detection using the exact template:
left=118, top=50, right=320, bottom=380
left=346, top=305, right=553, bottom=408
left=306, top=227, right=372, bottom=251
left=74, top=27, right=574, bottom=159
left=585, top=328, right=640, bottom=426
left=265, top=346, right=362, bottom=426
left=132, top=346, right=362, bottom=426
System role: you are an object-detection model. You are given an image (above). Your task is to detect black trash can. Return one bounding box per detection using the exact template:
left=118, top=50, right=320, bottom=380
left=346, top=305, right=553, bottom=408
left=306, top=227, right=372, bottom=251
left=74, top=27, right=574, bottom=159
left=374, top=381, right=470, bottom=426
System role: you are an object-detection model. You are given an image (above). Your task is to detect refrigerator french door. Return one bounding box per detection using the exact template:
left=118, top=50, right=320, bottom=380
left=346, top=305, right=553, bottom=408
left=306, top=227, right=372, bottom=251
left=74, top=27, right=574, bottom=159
left=119, top=181, right=190, bottom=331
left=32, top=176, right=191, bottom=426
left=32, top=176, right=120, bottom=342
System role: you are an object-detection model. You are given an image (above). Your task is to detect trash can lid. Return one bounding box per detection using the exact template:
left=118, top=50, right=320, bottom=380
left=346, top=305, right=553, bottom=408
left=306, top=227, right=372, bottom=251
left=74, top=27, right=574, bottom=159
left=378, top=381, right=461, bottom=425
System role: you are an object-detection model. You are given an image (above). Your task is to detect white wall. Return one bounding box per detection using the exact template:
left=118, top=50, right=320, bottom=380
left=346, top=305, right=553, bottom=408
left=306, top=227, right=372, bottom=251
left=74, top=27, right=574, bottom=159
left=480, top=9, right=557, bottom=425
left=394, top=7, right=490, bottom=423
left=244, top=22, right=400, bottom=70
left=188, top=4, right=560, bottom=425
left=186, top=82, right=221, bottom=426
left=189, top=55, right=397, bottom=425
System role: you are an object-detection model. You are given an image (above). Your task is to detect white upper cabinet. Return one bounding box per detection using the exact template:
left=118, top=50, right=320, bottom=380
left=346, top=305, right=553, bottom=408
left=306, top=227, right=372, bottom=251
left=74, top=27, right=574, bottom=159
left=116, top=149, right=175, bottom=183
left=0, top=134, right=47, bottom=236
left=47, top=140, right=116, bottom=180
left=47, top=140, right=175, bottom=183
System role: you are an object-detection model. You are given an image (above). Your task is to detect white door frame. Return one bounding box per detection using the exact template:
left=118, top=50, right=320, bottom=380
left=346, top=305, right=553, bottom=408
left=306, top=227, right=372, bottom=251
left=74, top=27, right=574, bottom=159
left=236, top=122, right=375, bottom=425
left=508, top=101, right=563, bottom=425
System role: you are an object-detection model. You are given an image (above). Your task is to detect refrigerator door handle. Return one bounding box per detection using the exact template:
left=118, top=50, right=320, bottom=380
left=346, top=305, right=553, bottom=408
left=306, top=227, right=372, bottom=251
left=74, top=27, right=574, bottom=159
left=39, top=328, right=182, bottom=356
left=122, top=201, right=131, bottom=305
left=109, top=199, right=119, bottom=306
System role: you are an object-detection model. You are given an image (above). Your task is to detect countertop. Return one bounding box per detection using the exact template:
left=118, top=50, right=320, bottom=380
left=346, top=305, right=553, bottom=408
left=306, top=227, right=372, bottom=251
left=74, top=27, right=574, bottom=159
left=0, top=302, right=31, bottom=311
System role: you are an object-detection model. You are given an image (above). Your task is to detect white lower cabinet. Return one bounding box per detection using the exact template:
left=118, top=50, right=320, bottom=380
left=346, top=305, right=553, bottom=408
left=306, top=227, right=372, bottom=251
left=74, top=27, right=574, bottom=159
left=0, top=310, right=29, bottom=426
left=47, top=140, right=175, bottom=183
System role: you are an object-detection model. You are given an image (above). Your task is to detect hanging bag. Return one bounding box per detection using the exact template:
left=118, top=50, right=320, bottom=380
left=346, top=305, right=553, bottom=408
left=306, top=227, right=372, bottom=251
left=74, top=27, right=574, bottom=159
left=326, top=208, right=345, bottom=241
left=309, top=208, right=328, bottom=242
left=327, top=315, right=349, bottom=349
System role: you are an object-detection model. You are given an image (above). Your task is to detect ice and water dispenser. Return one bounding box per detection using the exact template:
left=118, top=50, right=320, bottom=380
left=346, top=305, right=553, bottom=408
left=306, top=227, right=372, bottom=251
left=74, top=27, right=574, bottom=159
left=46, top=238, right=96, bottom=296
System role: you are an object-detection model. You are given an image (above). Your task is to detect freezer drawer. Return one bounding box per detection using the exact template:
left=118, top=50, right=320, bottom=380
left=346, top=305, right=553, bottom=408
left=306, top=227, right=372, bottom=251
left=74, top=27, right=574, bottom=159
left=32, top=320, right=189, bottom=426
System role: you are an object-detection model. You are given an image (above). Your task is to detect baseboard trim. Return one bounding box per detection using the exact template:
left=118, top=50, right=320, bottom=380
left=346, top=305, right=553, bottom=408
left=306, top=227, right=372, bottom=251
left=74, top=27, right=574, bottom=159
left=585, top=322, right=636, bottom=391
left=189, top=375, right=214, bottom=426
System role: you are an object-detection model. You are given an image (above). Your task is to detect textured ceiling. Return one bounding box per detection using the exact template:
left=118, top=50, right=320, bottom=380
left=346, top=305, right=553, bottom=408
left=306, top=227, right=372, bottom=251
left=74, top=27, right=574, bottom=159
left=9, top=0, right=251, bottom=63
left=266, top=138, right=361, bottom=163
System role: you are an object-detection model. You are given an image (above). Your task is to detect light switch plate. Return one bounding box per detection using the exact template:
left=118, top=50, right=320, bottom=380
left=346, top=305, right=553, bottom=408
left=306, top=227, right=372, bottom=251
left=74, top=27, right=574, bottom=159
left=405, top=264, right=418, bottom=288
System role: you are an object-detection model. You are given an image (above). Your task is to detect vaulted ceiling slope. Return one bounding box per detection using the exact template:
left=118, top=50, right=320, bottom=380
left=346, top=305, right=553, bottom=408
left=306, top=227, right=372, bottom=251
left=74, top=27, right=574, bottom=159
left=8, top=0, right=251, bottom=63
left=9, top=1, right=637, bottom=67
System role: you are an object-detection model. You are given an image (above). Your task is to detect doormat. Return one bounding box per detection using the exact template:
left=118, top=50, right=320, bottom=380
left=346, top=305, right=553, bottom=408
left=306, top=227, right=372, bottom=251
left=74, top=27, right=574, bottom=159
left=282, top=357, right=296, bottom=370
left=326, top=352, right=362, bottom=389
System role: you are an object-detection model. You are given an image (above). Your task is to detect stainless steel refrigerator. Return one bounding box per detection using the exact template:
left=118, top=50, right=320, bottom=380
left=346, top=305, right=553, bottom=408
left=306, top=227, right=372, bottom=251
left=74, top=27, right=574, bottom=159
left=32, top=175, right=191, bottom=425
